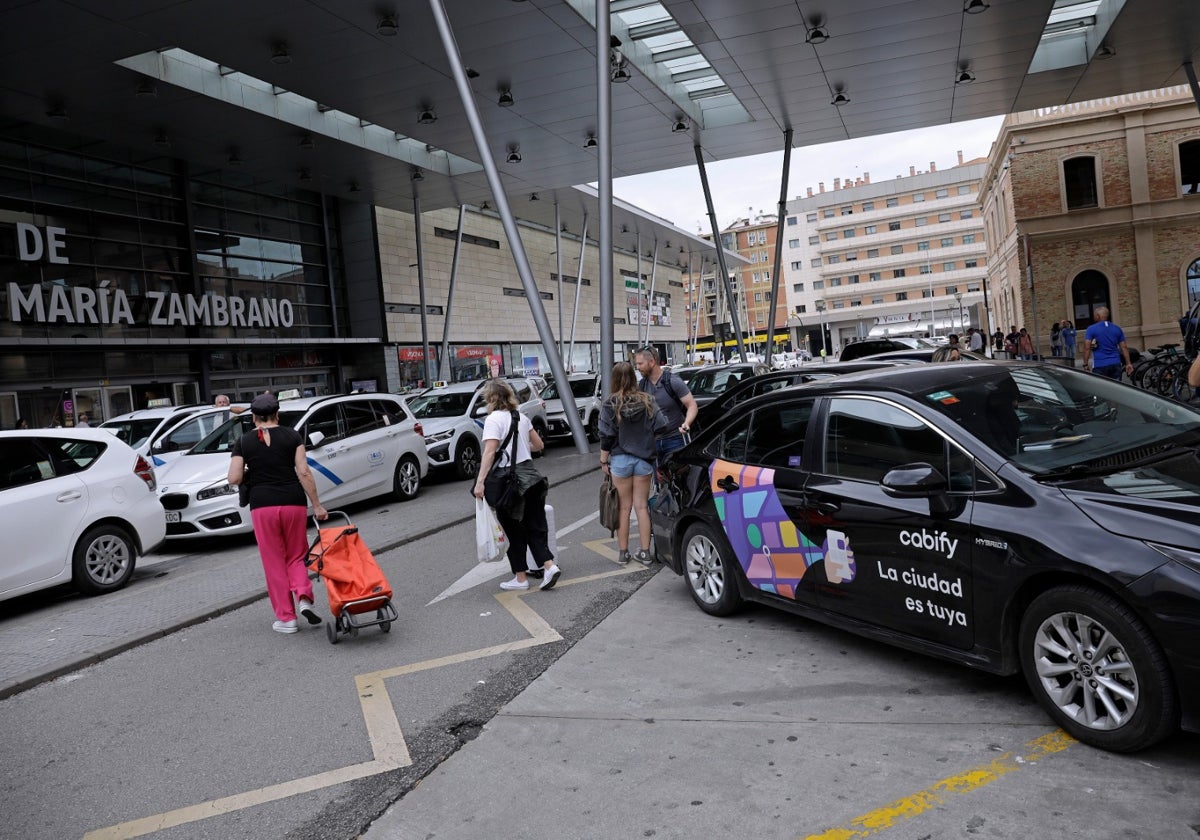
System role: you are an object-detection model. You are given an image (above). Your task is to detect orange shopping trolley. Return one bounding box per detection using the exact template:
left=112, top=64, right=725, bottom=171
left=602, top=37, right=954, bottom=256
left=305, top=511, right=396, bottom=644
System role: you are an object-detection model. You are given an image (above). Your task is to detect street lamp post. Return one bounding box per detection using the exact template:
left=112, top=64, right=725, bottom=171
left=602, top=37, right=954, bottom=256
left=954, top=292, right=964, bottom=333
left=815, top=299, right=828, bottom=363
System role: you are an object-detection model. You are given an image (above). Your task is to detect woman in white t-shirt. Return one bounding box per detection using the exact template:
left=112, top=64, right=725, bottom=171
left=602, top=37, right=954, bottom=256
left=473, top=380, right=561, bottom=591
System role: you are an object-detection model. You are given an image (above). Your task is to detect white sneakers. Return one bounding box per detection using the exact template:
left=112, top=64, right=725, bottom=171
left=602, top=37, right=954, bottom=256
left=500, top=577, right=530, bottom=590
left=499, top=565, right=562, bottom=591
left=272, top=619, right=299, bottom=634
left=297, top=598, right=322, bottom=625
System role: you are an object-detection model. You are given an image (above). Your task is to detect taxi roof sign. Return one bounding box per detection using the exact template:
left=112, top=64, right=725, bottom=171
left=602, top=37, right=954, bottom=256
left=147, top=398, right=174, bottom=407
left=276, top=388, right=302, bottom=401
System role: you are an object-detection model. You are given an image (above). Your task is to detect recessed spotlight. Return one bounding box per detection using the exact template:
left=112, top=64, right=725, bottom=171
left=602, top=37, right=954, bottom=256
left=348, top=181, right=362, bottom=193
left=298, top=133, right=315, bottom=149
left=270, top=42, right=292, bottom=65
left=45, top=104, right=69, bottom=122
left=466, top=67, right=480, bottom=79
left=298, top=168, right=312, bottom=182
left=529, top=192, right=539, bottom=201
left=671, top=118, right=689, bottom=134
left=1095, top=44, right=1117, bottom=59
left=377, top=15, right=399, bottom=36
left=417, top=108, right=437, bottom=125
left=498, top=89, right=514, bottom=107
left=963, top=0, right=989, bottom=13
left=411, top=168, right=424, bottom=181
left=153, top=131, right=171, bottom=149
left=135, top=81, right=157, bottom=98
left=227, top=149, right=243, bottom=165
left=955, top=69, right=976, bottom=84
left=831, top=91, right=850, bottom=106
left=506, top=145, right=522, bottom=164
left=583, top=134, right=598, bottom=149
left=805, top=25, right=829, bottom=45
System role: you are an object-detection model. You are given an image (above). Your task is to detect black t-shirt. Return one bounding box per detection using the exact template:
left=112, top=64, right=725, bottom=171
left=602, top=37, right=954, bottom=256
left=231, top=426, right=307, bottom=509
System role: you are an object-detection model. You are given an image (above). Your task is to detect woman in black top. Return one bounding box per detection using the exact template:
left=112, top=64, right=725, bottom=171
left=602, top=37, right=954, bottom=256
left=228, top=393, right=328, bottom=634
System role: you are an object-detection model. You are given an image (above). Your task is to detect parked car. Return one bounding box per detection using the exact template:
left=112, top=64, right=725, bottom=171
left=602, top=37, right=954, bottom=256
left=540, top=373, right=601, bottom=442
left=405, top=377, right=549, bottom=478
left=651, top=361, right=1200, bottom=752
left=838, top=336, right=935, bottom=362
left=0, top=429, right=165, bottom=602
left=771, top=351, right=809, bottom=369
left=683, top=361, right=770, bottom=408
left=101, top=405, right=211, bottom=461
left=155, top=392, right=428, bottom=539
left=856, top=347, right=988, bottom=364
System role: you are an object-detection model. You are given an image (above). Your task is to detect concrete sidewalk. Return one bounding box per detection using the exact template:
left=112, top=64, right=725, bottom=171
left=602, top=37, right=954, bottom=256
left=0, top=444, right=599, bottom=699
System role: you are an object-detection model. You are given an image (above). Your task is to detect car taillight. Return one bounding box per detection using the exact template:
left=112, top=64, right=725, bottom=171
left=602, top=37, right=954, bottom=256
left=413, top=422, right=423, bottom=437
left=134, top=454, right=157, bottom=491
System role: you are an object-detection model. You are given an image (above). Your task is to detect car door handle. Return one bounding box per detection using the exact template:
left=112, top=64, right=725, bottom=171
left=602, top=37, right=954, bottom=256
left=716, top=475, right=739, bottom=492
left=813, top=500, right=840, bottom=514
left=57, top=491, right=83, bottom=502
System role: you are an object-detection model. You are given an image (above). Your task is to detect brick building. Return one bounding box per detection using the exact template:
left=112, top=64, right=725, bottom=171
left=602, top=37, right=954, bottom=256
left=980, top=85, right=1200, bottom=358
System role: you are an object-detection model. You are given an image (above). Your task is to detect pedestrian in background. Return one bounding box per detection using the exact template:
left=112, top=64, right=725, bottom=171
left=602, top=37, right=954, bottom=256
left=1050, top=322, right=1062, bottom=357
left=1004, top=326, right=1020, bottom=359
left=473, top=379, right=560, bottom=592
left=228, top=393, right=328, bottom=634
left=599, top=362, right=666, bottom=566
left=76, top=413, right=90, bottom=427
left=14, top=417, right=28, bottom=430
left=1082, top=306, right=1134, bottom=380
left=1060, top=319, right=1077, bottom=364
left=1018, top=328, right=1034, bottom=360
left=634, top=346, right=698, bottom=468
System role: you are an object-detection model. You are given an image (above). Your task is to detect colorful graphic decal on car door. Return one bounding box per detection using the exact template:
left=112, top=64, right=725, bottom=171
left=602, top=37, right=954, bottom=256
left=709, top=459, right=856, bottom=600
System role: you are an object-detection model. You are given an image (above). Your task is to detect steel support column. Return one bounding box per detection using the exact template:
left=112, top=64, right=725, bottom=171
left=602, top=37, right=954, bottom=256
left=412, top=190, right=433, bottom=386
left=764, top=128, right=793, bottom=364
left=428, top=0, right=587, bottom=452
left=438, top=204, right=467, bottom=381
left=695, top=143, right=747, bottom=362
left=597, top=0, right=615, bottom=403
left=644, top=239, right=659, bottom=347
left=568, top=216, right=589, bottom=370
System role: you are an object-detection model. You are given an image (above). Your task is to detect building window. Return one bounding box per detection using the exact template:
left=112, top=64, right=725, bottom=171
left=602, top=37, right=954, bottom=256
left=890, top=245, right=904, bottom=255
left=826, top=232, right=839, bottom=241
left=917, top=240, right=930, bottom=250
left=811, top=258, right=822, bottom=267
left=957, top=184, right=971, bottom=195
left=960, top=209, right=974, bottom=219
left=791, top=261, right=801, bottom=271
left=1063, top=156, right=1099, bottom=209
left=963, top=233, right=976, bottom=244
left=866, top=248, right=879, bottom=258
left=915, top=217, right=928, bottom=226
left=945, top=285, right=959, bottom=295
left=893, top=268, right=906, bottom=278
left=850, top=300, right=862, bottom=307
left=935, top=188, right=949, bottom=199
left=843, top=228, right=856, bottom=238
left=808, top=235, right=819, bottom=245
left=943, top=262, right=956, bottom=271
left=813, top=279, right=825, bottom=290
left=787, top=215, right=798, bottom=225
left=765, top=290, right=772, bottom=301
left=807, top=213, right=818, bottom=222
left=964, top=258, right=979, bottom=268
left=830, top=277, right=842, bottom=286
left=912, top=193, right=926, bottom=202
left=862, top=201, right=875, bottom=211
left=788, top=238, right=801, bottom=249
left=872, top=296, right=884, bottom=304
left=845, top=253, right=857, bottom=262
left=886, top=197, right=899, bottom=208
left=864, top=225, right=876, bottom=234
left=754, top=292, right=762, bottom=302
left=758, top=232, right=768, bottom=245
left=848, top=274, right=860, bottom=284
left=922, top=288, right=933, bottom=298
left=940, top=237, right=954, bottom=247
left=752, top=273, right=760, bottom=283
left=869, top=271, right=881, bottom=282
left=896, top=291, right=909, bottom=301
left=938, top=213, right=951, bottom=222
left=920, top=264, right=932, bottom=274
left=831, top=300, right=844, bottom=309
left=840, top=206, right=853, bottom=215
left=823, top=209, right=835, bottom=218
left=797, top=304, right=807, bottom=313
left=793, top=282, right=805, bottom=292
left=888, top=221, right=901, bottom=231
left=967, top=284, right=981, bottom=292
left=827, top=255, right=840, bottom=264
left=1181, top=140, right=1200, bottom=194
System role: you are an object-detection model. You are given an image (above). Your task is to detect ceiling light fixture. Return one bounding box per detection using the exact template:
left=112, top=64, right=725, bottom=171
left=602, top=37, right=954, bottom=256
left=805, top=25, right=829, bottom=45
left=377, top=15, right=399, bottom=36
left=671, top=117, right=689, bottom=134
left=481, top=201, right=491, bottom=211
left=498, top=89, right=514, bottom=107
left=298, top=168, right=312, bottom=182
left=831, top=90, right=850, bottom=106
left=417, top=107, right=437, bottom=124
left=529, top=192, right=539, bottom=201
left=153, top=131, right=171, bottom=149
left=135, top=80, right=157, bottom=98
left=227, top=148, right=243, bottom=165
left=955, top=69, right=976, bottom=84
left=466, top=67, right=480, bottom=79
left=1095, top=44, right=1117, bottom=59
left=506, top=145, right=522, bottom=164
left=45, top=103, right=69, bottom=122
left=963, top=0, right=989, bottom=13
left=270, top=42, right=292, bottom=64
left=349, top=181, right=362, bottom=193
left=583, top=133, right=598, bottom=149
left=411, top=168, right=424, bottom=181
left=610, top=50, right=631, bottom=83
left=298, top=133, right=315, bottom=149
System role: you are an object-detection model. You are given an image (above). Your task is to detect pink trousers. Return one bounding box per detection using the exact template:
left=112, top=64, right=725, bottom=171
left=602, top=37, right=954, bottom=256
left=251, top=505, right=314, bottom=621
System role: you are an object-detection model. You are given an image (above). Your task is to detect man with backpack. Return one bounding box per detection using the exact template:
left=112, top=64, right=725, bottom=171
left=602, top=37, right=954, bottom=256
left=634, top=346, right=699, bottom=468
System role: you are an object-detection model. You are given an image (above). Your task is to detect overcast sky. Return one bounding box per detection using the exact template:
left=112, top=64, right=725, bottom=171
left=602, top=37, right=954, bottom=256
left=611, top=115, right=1007, bottom=235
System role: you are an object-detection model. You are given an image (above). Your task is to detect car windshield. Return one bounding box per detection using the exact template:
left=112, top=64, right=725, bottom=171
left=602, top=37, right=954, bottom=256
left=919, top=366, right=1200, bottom=474
left=189, top=410, right=308, bottom=455
left=99, top=418, right=164, bottom=450
left=407, top=391, right=475, bottom=418
left=542, top=378, right=595, bottom=400
left=688, top=368, right=751, bottom=397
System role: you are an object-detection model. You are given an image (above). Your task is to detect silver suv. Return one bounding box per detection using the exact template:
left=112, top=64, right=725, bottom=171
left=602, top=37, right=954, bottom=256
left=406, top=377, right=548, bottom=479
left=540, top=373, right=601, bottom=442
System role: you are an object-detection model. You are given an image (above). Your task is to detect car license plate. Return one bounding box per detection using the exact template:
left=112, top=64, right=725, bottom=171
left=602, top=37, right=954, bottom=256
left=165, top=511, right=181, bottom=523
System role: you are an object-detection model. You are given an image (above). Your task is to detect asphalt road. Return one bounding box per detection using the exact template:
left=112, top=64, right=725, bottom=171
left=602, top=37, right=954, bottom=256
left=2, top=442, right=1199, bottom=839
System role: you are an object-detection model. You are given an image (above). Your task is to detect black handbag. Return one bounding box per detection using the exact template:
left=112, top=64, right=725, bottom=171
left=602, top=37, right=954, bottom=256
left=483, top=411, right=521, bottom=510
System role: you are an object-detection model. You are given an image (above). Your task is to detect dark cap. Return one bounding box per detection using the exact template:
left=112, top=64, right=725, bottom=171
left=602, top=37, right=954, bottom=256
left=250, top=393, right=279, bottom=416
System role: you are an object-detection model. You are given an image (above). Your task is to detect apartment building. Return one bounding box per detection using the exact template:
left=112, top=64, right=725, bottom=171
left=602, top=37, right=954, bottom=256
left=782, top=159, right=989, bottom=356
left=979, top=85, right=1200, bottom=357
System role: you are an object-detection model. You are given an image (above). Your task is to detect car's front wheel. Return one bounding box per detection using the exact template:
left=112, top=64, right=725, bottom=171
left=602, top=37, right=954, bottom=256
left=585, top=413, right=599, bottom=443
left=532, top=420, right=548, bottom=458
left=455, top=437, right=480, bottom=480
left=72, top=524, right=137, bottom=595
left=1018, top=585, right=1177, bottom=752
left=392, top=454, right=421, bottom=501
left=681, top=521, right=742, bottom=616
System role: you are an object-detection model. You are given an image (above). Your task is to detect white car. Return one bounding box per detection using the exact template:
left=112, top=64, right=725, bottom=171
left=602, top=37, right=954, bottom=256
left=406, top=378, right=549, bottom=479
left=540, top=373, right=601, bottom=442
left=155, top=392, right=428, bottom=539
left=101, top=405, right=211, bottom=461
left=0, top=429, right=165, bottom=602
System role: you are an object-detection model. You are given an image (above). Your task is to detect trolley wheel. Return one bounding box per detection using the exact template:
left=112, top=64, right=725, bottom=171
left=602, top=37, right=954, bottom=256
left=326, top=621, right=338, bottom=645
left=349, top=619, right=359, bottom=638
left=378, top=609, right=391, bottom=633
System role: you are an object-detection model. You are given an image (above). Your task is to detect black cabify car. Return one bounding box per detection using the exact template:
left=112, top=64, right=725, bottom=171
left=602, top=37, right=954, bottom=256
left=650, top=361, right=1200, bottom=752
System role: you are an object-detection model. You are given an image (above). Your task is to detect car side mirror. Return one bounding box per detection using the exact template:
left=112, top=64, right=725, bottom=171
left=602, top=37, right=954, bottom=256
left=882, top=462, right=956, bottom=516
left=308, top=430, right=325, bottom=448
left=472, top=405, right=488, bottom=418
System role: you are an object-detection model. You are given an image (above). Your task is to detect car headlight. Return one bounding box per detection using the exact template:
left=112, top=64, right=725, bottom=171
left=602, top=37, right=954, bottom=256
left=197, top=481, right=238, bottom=501
left=425, top=429, right=455, bottom=444
left=1146, top=542, right=1200, bottom=573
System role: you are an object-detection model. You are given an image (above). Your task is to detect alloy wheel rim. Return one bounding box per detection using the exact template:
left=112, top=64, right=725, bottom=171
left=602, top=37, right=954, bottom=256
left=1032, top=610, right=1139, bottom=731
left=86, top=535, right=130, bottom=584
left=399, top=462, right=419, bottom=495
left=685, top=535, right=723, bottom=604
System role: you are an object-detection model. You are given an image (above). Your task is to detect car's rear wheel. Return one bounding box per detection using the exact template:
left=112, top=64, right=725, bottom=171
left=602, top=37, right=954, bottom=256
left=72, top=524, right=137, bottom=595
left=392, top=455, right=421, bottom=501
left=532, top=419, right=548, bottom=458
left=681, top=521, right=742, bottom=616
left=1018, top=585, right=1177, bottom=752
left=455, top=437, right=480, bottom=480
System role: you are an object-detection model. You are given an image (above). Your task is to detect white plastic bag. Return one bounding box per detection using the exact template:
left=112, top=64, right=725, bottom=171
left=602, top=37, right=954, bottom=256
left=475, top=497, right=506, bottom=563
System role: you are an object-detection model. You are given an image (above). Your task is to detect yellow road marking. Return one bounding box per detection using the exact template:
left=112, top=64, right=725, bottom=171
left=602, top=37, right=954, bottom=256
left=85, top=546, right=638, bottom=839
left=802, top=730, right=1076, bottom=840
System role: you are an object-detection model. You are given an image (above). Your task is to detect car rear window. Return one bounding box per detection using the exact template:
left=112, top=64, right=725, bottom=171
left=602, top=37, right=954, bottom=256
left=0, top=437, right=106, bottom=490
